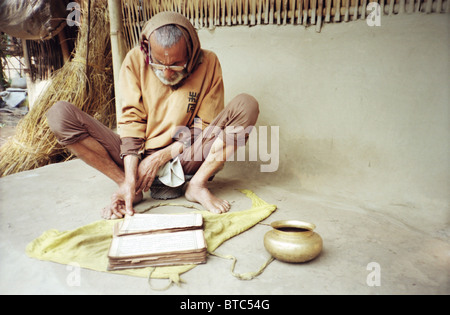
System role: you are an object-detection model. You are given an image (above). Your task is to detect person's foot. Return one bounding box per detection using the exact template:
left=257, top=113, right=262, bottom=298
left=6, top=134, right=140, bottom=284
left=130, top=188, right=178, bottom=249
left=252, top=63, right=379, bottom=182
left=185, top=182, right=230, bottom=214
left=101, top=191, right=143, bottom=219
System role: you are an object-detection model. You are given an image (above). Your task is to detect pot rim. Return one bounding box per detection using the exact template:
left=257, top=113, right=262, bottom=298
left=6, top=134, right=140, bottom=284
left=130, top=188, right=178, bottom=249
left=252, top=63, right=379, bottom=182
left=270, top=220, right=316, bottom=232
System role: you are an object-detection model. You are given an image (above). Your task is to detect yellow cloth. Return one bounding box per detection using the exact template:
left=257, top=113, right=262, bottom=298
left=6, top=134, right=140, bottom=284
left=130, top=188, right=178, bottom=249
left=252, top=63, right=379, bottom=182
left=26, top=190, right=276, bottom=286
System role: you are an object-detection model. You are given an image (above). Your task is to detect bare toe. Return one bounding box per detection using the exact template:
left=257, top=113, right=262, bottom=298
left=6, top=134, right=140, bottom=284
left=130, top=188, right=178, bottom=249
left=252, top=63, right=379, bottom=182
left=185, top=182, right=230, bottom=214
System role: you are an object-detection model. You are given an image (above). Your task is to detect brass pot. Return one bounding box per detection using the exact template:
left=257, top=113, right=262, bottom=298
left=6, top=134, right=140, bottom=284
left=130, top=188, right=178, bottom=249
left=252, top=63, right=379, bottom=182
left=264, top=220, right=323, bottom=263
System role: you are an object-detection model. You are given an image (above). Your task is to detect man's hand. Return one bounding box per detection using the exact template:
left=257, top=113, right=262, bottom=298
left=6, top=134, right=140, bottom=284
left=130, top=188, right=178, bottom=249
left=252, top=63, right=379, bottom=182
left=110, top=182, right=136, bottom=218
left=136, top=152, right=166, bottom=194
left=108, top=154, right=140, bottom=219
left=136, top=142, right=184, bottom=194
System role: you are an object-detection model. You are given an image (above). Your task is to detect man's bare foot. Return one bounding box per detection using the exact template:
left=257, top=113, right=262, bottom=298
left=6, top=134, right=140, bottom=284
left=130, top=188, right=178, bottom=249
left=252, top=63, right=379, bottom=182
left=101, top=191, right=144, bottom=219
left=185, top=182, right=230, bottom=214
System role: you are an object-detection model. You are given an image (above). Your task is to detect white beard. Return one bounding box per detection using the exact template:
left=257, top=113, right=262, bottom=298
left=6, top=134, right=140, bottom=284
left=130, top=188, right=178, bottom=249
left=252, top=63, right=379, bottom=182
left=154, top=68, right=187, bottom=86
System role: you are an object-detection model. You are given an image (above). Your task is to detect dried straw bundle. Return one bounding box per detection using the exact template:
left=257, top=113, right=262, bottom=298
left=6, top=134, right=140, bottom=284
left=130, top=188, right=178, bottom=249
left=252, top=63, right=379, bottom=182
left=0, top=1, right=115, bottom=177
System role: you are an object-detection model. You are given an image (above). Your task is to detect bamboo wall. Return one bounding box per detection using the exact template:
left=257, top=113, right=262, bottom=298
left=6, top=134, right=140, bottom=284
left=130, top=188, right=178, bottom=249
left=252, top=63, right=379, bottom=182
left=121, top=0, right=449, bottom=49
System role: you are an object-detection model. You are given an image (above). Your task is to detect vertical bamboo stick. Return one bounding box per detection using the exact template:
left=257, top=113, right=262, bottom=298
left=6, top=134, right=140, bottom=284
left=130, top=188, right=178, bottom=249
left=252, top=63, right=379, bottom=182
left=298, top=0, right=303, bottom=24
left=275, top=0, right=281, bottom=24
left=361, top=0, right=367, bottom=18
left=237, top=0, right=242, bottom=24
left=257, top=0, right=263, bottom=24
left=408, top=0, right=414, bottom=13
left=303, top=0, right=309, bottom=24
left=224, top=0, right=231, bottom=25
left=193, top=0, right=199, bottom=28
left=417, top=0, right=422, bottom=13
left=435, top=0, right=442, bottom=12
left=269, top=0, right=274, bottom=24
left=264, top=0, right=269, bottom=23
left=334, top=0, right=341, bottom=21
left=251, top=0, right=257, bottom=24
left=289, top=0, right=296, bottom=24
left=311, top=0, right=317, bottom=24
left=128, top=0, right=140, bottom=48
left=325, top=0, right=332, bottom=21
left=58, top=31, right=70, bottom=63
left=353, top=0, right=359, bottom=20
left=214, top=0, right=220, bottom=26
left=380, top=0, right=385, bottom=15
left=389, top=0, right=395, bottom=14
left=244, top=0, right=250, bottom=25
left=199, top=0, right=204, bottom=28
left=399, top=0, right=406, bottom=13
left=316, top=0, right=323, bottom=31
left=344, top=0, right=350, bottom=21
left=108, top=0, right=126, bottom=126
left=425, top=0, right=432, bottom=12
left=207, top=0, right=213, bottom=28
left=220, top=0, right=225, bottom=25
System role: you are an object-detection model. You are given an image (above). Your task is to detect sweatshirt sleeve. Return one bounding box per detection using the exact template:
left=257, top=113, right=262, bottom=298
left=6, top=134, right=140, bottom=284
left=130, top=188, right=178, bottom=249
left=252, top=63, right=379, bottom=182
left=195, top=52, right=225, bottom=129
left=118, top=49, right=148, bottom=140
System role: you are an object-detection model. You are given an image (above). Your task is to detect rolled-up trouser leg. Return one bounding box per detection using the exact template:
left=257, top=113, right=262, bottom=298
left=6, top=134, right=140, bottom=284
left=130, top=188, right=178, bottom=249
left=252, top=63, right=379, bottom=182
left=180, top=93, right=260, bottom=175
left=46, top=101, right=123, bottom=168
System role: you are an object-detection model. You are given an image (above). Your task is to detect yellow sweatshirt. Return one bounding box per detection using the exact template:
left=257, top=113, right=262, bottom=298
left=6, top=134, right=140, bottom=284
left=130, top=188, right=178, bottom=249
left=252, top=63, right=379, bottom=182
left=118, top=47, right=224, bottom=151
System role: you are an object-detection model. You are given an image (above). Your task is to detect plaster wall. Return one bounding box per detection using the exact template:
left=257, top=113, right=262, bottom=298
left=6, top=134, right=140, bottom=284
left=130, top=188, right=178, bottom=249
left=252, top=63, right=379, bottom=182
left=198, top=14, right=449, bottom=234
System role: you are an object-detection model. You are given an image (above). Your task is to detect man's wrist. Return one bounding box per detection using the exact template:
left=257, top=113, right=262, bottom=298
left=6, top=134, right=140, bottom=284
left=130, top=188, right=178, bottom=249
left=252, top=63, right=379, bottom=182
left=123, top=154, right=139, bottom=185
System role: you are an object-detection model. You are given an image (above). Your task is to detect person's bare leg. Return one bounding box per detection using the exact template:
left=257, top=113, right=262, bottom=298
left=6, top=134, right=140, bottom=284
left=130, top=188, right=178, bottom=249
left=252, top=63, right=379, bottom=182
left=185, top=137, right=233, bottom=214
left=66, top=136, right=142, bottom=219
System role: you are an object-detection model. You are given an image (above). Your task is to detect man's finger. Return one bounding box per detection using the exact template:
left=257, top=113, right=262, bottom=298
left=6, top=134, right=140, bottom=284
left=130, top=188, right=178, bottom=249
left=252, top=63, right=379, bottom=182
left=135, top=176, right=143, bottom=193
left=139, top=172, right=152, bottom=193
left=144, top=175, right=155, bottom=192
left=124, top=194, right=135, bottom=216
left=111, top=201, right=123, bottom=219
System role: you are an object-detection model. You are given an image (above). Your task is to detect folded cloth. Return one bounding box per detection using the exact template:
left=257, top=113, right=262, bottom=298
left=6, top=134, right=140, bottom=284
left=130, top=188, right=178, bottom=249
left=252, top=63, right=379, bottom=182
left=26, top=190, right=277, bottom=286
left=156, top=156, right=185, bottom=187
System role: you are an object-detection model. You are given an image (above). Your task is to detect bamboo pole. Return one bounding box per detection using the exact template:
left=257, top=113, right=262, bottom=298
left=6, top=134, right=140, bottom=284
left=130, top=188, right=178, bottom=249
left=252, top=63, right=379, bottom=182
left=311, top=0, right=317, bottom=23
left=58, top=31, right=71, bottom=63
left=353, top=0, right=359, bottom=20
left=316, top=0, right=323, bottom=31
left=108, top=0, right=126, bottom=126
left=360, top=0, right=366, bottom=18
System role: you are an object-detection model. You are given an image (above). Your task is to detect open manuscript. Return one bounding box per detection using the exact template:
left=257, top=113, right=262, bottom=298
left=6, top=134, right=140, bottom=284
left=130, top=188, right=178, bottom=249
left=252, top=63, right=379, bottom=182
left=107, top=213, right=206, bottom=271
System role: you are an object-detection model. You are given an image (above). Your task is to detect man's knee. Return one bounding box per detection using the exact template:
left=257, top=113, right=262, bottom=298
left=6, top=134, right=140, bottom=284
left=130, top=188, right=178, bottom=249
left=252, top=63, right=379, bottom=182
left=46, top=101, right=86, bottom=145
left=228, top=93, right=260, bottom=126
left=233, top=93, right=259, bottom=113
left=46, top=101, right=74, bottom=133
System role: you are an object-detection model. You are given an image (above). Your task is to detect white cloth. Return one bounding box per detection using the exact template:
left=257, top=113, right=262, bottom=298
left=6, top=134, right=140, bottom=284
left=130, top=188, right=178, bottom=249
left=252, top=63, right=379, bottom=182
left=156, top=156, right=185, bottom=187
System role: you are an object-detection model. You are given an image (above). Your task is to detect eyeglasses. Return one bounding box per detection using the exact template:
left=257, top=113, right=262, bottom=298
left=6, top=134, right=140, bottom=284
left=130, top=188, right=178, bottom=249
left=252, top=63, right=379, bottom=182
left=149, top=54, right=187, bottom=72
left=149, top=62, right=186, bottom=72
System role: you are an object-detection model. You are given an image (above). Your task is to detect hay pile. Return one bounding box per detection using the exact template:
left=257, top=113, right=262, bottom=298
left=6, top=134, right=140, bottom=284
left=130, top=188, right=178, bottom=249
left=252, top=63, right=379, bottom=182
left=0, top=1, right=115, bottom=177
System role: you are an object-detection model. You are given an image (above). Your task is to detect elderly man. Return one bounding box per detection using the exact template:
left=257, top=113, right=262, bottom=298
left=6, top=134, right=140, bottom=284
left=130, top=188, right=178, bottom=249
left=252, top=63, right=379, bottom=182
left=46, top=12, right=259, bottom=219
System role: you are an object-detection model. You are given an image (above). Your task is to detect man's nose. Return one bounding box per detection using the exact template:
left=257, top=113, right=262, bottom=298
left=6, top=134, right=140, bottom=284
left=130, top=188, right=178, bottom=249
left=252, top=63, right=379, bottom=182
left=163, top=68, right=174, bottom=78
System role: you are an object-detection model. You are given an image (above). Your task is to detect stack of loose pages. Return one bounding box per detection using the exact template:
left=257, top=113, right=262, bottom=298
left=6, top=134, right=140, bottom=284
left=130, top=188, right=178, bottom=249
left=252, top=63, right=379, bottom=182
left=107, top=213, right=207, bottom=271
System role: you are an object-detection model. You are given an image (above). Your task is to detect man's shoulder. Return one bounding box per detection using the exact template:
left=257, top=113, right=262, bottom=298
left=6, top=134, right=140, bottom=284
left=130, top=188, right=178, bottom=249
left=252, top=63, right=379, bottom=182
left=201, top=49, right=219, bottom=62
left=127, top=46, right=143, bottom=57
left=199, top=49, right=221, bottom=71
left=124, top=47, right=145, bottom=64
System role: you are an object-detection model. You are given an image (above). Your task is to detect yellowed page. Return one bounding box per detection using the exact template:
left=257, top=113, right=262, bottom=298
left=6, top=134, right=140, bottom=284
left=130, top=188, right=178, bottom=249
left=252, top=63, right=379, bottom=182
left=108, top=229, right=206, bottom=258
left=119, top=213, right=203, bottom=235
